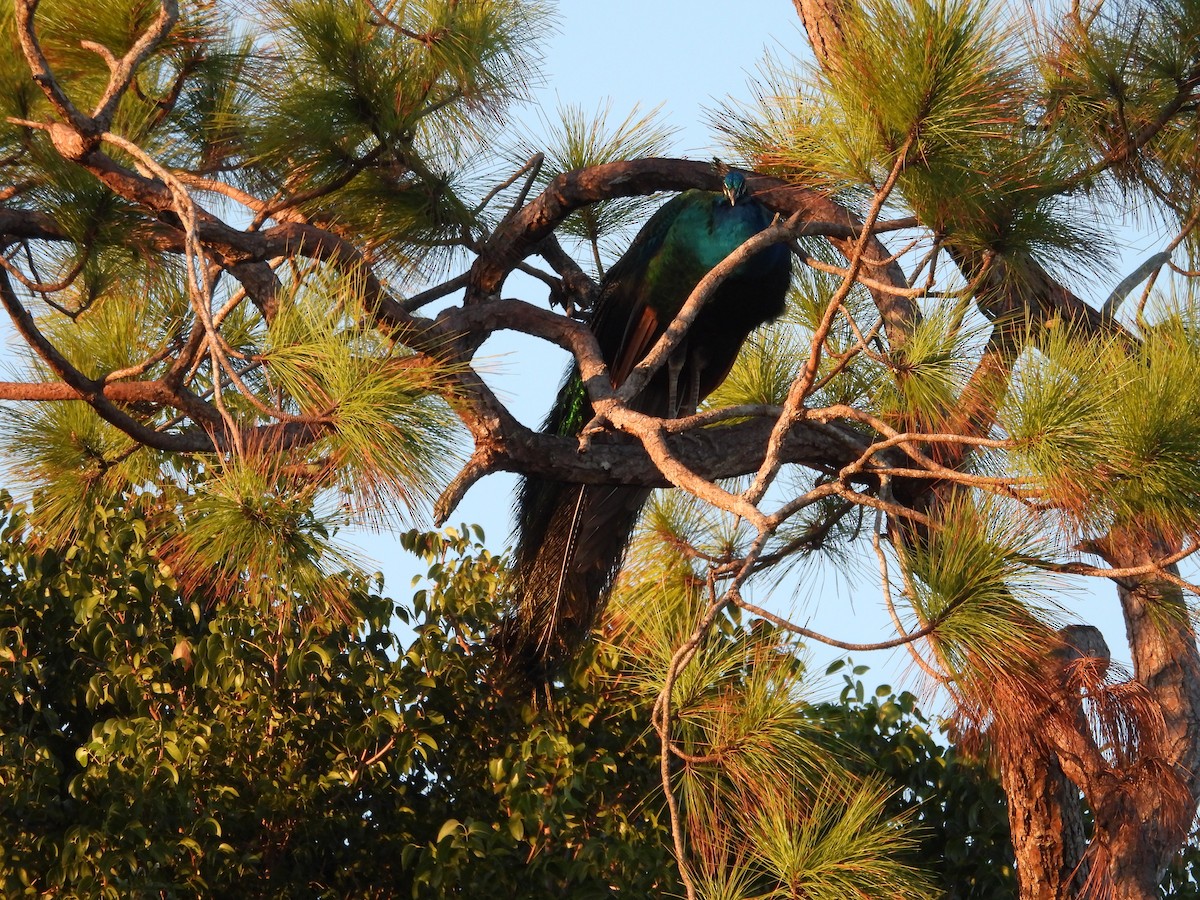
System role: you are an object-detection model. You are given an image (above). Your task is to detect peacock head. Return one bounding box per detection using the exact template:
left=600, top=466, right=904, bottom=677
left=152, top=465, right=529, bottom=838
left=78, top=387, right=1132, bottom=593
left=722, top=171, right=749, bottom=206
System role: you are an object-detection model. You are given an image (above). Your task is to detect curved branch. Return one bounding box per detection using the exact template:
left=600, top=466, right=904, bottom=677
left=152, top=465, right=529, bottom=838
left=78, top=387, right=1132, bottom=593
left=12, top=0, right=91, bottom=131
left=469, top=157, right=916, bottom=346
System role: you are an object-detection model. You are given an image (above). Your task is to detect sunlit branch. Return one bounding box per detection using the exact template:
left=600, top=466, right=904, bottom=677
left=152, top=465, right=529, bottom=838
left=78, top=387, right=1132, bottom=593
left=652, top=522, right=775, bottom=900
left=0, top=267, right=214, bottom=451
left=660, top=403, right=784, bottom=431
left=744, top=133, right=916, bottom=508
left=174, top=172, right=271, bottom=218
left=601, top=406, right=771, bottom=531
left=401, top=272, right=471, bottom=311
left=871, top=517, right=946, bottom=682
left=12, top=0, right=90, bottom=130
left=473, top=153, right=544, bottom=218
left=101, top=131, right=247, bottom=444
left=795, top=248, right=926, bottom=298
left=251, top=145, right=385, bottom=230
left=103, top=341, right=182, bottom=384
left=1024, top=542, right=1200, bottom=592
left=818, top=482, right=935, bottom=529
left=812, top=403, right=1013, bottom=483
left=730, top=578, right=971, bottom=652
left=653, top=570, right=733, bottom=900
left=86, top=0, right=179, bottom=129
left=750, top=498, right=857, bottom=569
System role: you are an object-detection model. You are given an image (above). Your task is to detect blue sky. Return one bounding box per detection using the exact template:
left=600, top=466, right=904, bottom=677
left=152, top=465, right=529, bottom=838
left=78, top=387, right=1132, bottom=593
left=356, top=2, right=930, bottom=696
left=0, top=0, right=1146, bottom=701
left=540, top=1, right=804, bottom=155
left=334, top=0, right=1156, bottom=700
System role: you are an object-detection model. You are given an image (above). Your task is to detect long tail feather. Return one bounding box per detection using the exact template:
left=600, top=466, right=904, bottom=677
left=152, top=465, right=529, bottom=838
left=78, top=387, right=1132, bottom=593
left=496, top=175, right=792, bottom=687
left=547, top=484, right=590, bottom=644
left=498, top=474, right=648, bottom=683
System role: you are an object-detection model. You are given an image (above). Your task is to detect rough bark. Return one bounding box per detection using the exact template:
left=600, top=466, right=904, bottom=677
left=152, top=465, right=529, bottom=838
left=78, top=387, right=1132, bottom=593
left=1000, top=627, right=1101, bottom=899
left=792, top=0, right=851, bottom=76
left=1088, top=534, right=1200, bottom=899
left=792, top=1, right=1200, bottom=896
left=1000, top=747, right=1087, bottom=900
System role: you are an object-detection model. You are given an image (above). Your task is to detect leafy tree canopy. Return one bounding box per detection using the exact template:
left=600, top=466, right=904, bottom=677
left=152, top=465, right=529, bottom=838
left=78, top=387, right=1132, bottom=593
left=0, top=493, right=957, bottom=898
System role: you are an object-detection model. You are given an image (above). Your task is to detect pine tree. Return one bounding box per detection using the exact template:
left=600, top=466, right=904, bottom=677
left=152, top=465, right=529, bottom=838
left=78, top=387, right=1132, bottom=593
left=2, top=1, right=1200, bottom=898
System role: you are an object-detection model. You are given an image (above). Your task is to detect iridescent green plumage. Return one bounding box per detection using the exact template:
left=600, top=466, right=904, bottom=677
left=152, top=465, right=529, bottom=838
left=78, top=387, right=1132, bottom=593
left=500, top=172, right=792, bottom=682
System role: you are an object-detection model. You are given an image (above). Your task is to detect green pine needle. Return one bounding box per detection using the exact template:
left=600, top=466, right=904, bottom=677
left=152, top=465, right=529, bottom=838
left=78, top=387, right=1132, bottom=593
left=261, top=269, right=464, bottom=525
left=1002, top=310, right=1200, bottom=540
left=156, top=454, right=362, bottom=620
left=0, top=402, right=164, bottom=545
left=744, top=775, right=937, bottom=899
left=509, top=100, right=679, bottom=269
left=901, top=494, right=1062, bottom=687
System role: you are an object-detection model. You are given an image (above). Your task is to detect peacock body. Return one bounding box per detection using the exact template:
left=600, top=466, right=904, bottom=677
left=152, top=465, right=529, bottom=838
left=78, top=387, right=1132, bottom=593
left=501, top=172, right=792, bottom=681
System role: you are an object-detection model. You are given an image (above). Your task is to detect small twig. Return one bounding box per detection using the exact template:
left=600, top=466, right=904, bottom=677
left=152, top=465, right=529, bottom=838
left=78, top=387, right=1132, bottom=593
left=730, top=591, right=967, bottom=652
left=363, top=0, right=451, bottom=44
left=668, top=743, right=728, bottom=765
left=751, top=499, right=856, bottom=569
left=402, top=271, right=471, bottom=311
left=652, top=525, right=776, bottom=900
left=808, top=481, right=935, bottom=530
left=87, top=0, right=181, bottom=130
left=101, top=130, right=246, bottom=447
left=474, top=153, right=544, bottom=217
left=434, top=449, right=493, bottom=525
left=905, top=234, right=945, bottom=289
left=811, top=403, right=1014, bottom=482
left=744, top=134, right=917, bottom=508
left=1103, top=251, right=1170, bottom=319
left=655, top=581, right=725, bottom=900
left=251, top=145, right=385, bottom=229
left=12, top=0, right=91, bottom=130
left=364, top=736, right=397, bottom=767
left=1025, top=541, right=1200, bottom=587
left=102, top=341, right=181, bottom=383
left=0, top=243, right=88, bottom=295
left=796, top=249, right=927, bottom=298
left=660, top=403, right=784, bottom=432
left=174, top=172, right=270, bottom=217
left=79, top=39, right=118, bottom=71
left=871, top=508, right=946, bottom=682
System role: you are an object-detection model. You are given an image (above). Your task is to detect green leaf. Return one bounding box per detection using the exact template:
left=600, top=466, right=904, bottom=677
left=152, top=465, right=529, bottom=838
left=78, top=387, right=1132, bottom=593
left=436, top=819, right=462, bottom=843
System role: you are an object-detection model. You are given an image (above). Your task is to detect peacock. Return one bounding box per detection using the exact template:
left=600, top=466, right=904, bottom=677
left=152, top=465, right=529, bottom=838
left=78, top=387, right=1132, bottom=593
left=499, top=170, right=792, bottom=682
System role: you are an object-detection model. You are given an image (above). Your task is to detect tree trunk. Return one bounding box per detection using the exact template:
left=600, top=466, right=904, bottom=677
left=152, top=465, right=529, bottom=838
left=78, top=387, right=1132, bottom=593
left=1000, top=745, right=1087, bottom=900
left=792, top=0, right=850, bottom=77
left=1087, top=535, right=1200, bottom=899
left=790, top=2, right=1200, bottom=897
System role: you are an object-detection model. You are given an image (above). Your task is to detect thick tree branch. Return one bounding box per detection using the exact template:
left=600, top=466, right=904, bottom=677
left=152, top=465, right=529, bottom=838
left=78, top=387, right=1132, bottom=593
left=469, top=158, right=916, bottom=346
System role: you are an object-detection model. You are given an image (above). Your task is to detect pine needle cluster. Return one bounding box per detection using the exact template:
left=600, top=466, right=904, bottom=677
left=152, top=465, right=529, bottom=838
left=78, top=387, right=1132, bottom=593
left=606, top=499, right=937, bottom=900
